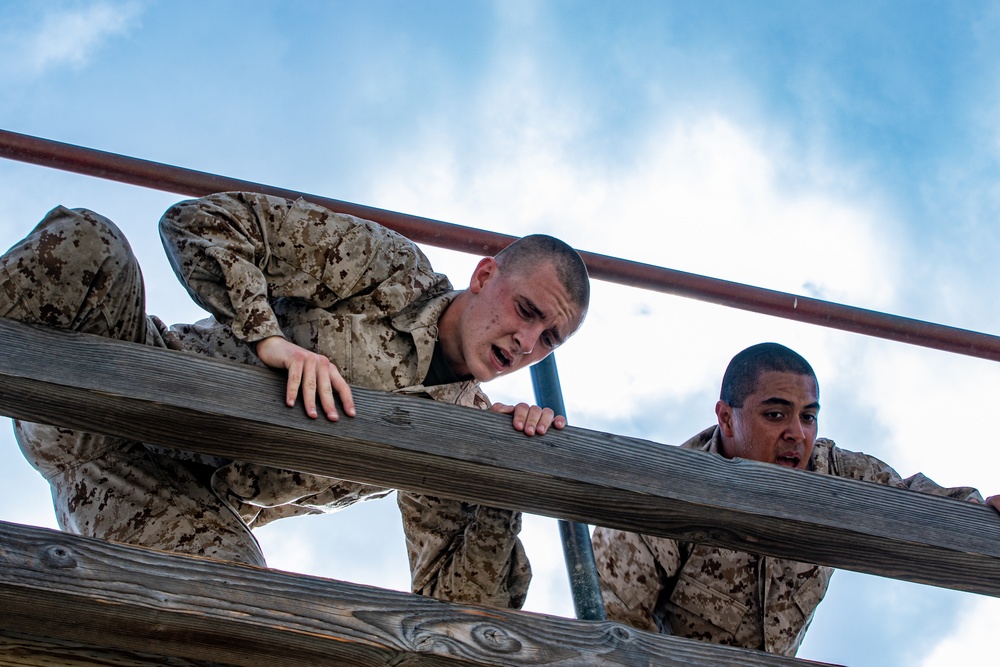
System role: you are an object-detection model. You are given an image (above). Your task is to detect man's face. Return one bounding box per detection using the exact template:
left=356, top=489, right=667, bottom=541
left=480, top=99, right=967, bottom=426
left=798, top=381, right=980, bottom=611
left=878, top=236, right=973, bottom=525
left=452, top=257, right=583, bottom=382
left=716, top=371, right=819, bottom=470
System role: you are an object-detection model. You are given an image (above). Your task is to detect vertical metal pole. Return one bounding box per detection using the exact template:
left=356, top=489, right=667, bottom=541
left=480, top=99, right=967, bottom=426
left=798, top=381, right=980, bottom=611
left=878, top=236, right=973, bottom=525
left=530, top=354, right=607, bottom=621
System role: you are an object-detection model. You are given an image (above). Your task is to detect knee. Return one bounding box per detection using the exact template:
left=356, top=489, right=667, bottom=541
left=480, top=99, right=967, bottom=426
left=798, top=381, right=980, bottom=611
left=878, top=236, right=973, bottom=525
left=36, top=205, right=137, bottom=268
left=1, top=205, right=146, bottom=335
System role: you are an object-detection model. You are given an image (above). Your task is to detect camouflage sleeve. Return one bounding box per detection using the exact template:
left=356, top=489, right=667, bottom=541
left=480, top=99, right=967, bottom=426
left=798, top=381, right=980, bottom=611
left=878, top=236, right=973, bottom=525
left=397, top=491, right=531, bottom=609
left=592, top=527, right=681, bottom=632
left=159, top=191, right=429, bottom=344
left=827, top=443, right=984, bottom=502
left=899, top=472, right=983, bottom=501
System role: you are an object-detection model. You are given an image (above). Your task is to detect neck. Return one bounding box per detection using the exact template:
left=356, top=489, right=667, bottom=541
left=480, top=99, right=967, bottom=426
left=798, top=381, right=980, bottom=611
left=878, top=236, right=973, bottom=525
left=436, top=290, right=472, bottom=379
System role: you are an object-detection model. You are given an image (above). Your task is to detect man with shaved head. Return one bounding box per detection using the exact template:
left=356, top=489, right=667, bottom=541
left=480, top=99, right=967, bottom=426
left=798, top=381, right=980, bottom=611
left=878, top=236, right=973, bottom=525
left=593, top=342, right=998, bottom=656
left=1, top=192, right=590, bottom=610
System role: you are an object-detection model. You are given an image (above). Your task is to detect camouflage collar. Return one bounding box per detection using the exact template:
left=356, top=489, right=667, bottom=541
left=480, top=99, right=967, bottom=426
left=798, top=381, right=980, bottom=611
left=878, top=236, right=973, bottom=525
left=391, top=289, right=461, bottom=383
left=395, top=380, right=489, bottom=409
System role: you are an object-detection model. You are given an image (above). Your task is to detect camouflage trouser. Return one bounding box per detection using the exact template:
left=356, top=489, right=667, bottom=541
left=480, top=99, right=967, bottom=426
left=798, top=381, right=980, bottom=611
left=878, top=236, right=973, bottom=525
left=0, top=206, right=265, bottom=566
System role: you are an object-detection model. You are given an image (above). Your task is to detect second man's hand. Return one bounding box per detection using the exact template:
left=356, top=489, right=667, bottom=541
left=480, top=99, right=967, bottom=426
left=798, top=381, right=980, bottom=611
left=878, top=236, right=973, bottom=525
left=490, top=401, right=567, bottom=436
left=255, top=335, right=355, bottom=421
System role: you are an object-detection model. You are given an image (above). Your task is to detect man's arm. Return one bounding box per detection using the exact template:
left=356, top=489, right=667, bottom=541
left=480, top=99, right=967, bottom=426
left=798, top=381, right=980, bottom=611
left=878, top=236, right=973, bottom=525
left=592, top=527, right=681, bottom=632
left=397, top=398, right=570, bottom=608
left=159, top=192, right=441, bottom=420
left=398, top=492, right=532, bottom=609
left=825, top=441, right=997, bottom=512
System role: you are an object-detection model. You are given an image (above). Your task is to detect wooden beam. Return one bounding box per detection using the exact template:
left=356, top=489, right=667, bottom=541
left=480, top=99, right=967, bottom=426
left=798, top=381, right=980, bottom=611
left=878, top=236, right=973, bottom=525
left=0, top=318, right=998, bottom=596
left=0, top=631, right=225, bottom=666
left=0, top=521, right=834, bottom=667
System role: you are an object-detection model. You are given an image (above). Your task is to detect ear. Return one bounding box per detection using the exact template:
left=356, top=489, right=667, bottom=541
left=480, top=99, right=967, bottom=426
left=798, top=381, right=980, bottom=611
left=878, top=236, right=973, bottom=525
left=715, top=400, right=735, bottom=438
left=468, top=257, right=498, bottom=295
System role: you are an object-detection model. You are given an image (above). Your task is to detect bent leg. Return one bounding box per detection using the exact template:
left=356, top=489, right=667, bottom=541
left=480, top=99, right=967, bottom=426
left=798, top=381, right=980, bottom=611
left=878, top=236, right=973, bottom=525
left=0, top=205, right=147, bottom=340
left=1, top=205, right=149, bottom=477
left=2, top=206, right=263, bottom=565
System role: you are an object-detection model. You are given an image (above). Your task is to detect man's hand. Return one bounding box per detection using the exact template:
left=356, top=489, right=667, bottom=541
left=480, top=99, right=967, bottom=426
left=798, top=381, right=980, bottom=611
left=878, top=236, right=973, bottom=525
left=968, top=495, right=1000, bottom=515
left=255, top=336, right=355, bottom=420
left=986, top=495, right=1000, bottom=514
left=490, top=402, right=566, bottom=436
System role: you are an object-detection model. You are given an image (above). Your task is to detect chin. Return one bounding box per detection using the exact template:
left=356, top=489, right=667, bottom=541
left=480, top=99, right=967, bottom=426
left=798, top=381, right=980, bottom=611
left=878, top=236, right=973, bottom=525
left=471, top=362, right=500, bottom=383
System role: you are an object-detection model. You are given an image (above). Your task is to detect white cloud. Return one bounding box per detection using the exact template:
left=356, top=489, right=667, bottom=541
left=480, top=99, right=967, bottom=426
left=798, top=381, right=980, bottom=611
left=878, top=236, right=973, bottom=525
left=255, top=497, right=412, bottom=594
left=921, top=597, right=1000, bottom=666
left=371, top=105, right=905, bottom=424
left=0, top=430, right=59, bottom=530
left=362, top=46, right=997, bottom=665
left=852, top=342, right=1000, bottom=494
left=3, top=1, right=142, bottom=79
left=519, top=515, right=575, bottom=616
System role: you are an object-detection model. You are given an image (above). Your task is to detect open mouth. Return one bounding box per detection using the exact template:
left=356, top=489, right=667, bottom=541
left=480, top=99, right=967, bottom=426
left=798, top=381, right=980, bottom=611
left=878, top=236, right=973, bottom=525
left=491, top=345, right=512, bottom=371
left=776, top=453, right=801, bottom=469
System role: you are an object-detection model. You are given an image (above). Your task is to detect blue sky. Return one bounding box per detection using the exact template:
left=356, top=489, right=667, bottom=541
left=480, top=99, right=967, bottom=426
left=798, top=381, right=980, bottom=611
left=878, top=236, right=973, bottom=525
left=1, top=2, right=999, bottom=664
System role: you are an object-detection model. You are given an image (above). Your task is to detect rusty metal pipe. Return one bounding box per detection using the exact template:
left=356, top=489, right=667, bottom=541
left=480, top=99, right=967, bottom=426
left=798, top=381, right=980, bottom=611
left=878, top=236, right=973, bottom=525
left=2, top=128, right=999, bottom=361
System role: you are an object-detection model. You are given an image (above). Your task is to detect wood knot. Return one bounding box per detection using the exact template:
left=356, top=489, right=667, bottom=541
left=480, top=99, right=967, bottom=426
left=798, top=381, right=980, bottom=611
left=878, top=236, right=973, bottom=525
left=471, top=624, right=521, bottom=653
left=381, top=407, right=412, bottom=426
left=40, top=545, right=77, bottom=569
left=610, top=625, right=631, bottom=642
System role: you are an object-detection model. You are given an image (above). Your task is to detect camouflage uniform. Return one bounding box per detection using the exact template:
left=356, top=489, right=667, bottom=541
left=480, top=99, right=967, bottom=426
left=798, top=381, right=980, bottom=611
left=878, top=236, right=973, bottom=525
left=592, top=426, right=983, bottom=656
left=1, top=193, right=530, bottom=608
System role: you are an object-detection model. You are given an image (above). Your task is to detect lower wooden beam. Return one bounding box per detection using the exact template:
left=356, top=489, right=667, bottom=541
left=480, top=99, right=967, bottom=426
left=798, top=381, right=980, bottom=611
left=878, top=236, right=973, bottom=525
left=0, top=521, right=834, bottom=667
left=0, top=631, right=225, bottom=667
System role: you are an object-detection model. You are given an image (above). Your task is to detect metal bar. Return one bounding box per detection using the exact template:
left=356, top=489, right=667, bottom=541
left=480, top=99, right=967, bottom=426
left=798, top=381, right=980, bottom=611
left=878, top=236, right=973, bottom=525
left=531, top=355, right=606, bottom=621
left=2, top=128, right=1000, bottom=361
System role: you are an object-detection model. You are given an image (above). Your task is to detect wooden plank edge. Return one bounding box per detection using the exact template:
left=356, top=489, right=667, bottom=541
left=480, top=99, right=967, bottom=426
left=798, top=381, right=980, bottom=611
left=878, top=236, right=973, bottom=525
left=1, top=318, right=998, bottom=596
left=0, top=520, right=838, bottom=667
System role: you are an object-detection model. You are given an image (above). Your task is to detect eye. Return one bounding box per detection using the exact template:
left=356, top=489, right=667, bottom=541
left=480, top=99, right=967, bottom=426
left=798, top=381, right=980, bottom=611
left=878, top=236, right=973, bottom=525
left=516, top=302, right=530, bottom=320
left=802, top=413, right=818, bottom=424
left=542, top=332, right=558, bottom=349
left=764, top=411, right=784, bottom=421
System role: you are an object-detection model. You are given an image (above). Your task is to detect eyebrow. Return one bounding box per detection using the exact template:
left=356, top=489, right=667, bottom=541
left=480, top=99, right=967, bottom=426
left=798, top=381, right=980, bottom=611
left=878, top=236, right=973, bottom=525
left=521, top=297, right=566, bottom=345
left=521, top=297, right=545, bottom=319
left=760, top=397, right=821, bottom=411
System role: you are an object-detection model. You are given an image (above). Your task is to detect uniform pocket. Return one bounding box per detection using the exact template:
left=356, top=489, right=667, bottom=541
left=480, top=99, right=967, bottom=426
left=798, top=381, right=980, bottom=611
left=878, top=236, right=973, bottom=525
left=670, top=573, right=750, bottom=636
left=791, top=565, right=833, bottom=618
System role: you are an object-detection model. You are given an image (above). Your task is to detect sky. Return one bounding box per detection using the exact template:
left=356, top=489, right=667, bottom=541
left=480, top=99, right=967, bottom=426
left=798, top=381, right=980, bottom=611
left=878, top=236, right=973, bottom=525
left=1, top=1, right=999, bottom=664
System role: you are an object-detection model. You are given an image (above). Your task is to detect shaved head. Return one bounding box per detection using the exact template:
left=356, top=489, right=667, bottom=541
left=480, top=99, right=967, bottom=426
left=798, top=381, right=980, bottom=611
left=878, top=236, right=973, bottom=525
left=494, top=234, right=590, bottom=316
left=721, top=342, right=817, bottom=408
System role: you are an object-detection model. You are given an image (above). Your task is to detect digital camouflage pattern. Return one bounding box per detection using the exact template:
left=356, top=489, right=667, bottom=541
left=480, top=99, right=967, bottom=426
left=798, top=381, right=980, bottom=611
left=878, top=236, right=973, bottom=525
left=1, top=193, right=531, bottom=608
left=1, top=205, right=264, bottom=564
left=592, top=426, right=983, bottom=656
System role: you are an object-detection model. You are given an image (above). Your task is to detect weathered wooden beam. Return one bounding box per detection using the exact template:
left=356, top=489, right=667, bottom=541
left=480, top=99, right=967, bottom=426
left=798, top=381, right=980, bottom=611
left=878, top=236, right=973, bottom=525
left=0, top=631, right=226, bottom=667
left=0, top=318, right=998, bottom=597
left=0, top=521, right=834, bottom=667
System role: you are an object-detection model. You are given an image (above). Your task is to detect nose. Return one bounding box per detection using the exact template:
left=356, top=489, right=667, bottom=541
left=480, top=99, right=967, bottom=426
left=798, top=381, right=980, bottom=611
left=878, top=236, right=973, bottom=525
left=512, top=323, right=545, bottom=356
left=785, top=419, right=806, bottom=443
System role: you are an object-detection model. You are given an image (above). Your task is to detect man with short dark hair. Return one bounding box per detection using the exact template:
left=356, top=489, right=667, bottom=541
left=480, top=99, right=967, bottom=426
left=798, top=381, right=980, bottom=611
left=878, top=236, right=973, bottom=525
left=593, top=342, right=998, bottom=655
left=1, top=191, right=590, bottom=609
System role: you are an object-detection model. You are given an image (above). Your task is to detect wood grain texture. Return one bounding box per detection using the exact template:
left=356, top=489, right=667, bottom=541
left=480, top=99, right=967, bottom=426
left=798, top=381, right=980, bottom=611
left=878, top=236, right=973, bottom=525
left=0, top=521, right=836, bottom=667
left=0, top=632, right=226, bottom=666
left=0, top=318, right=998, bottom=596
